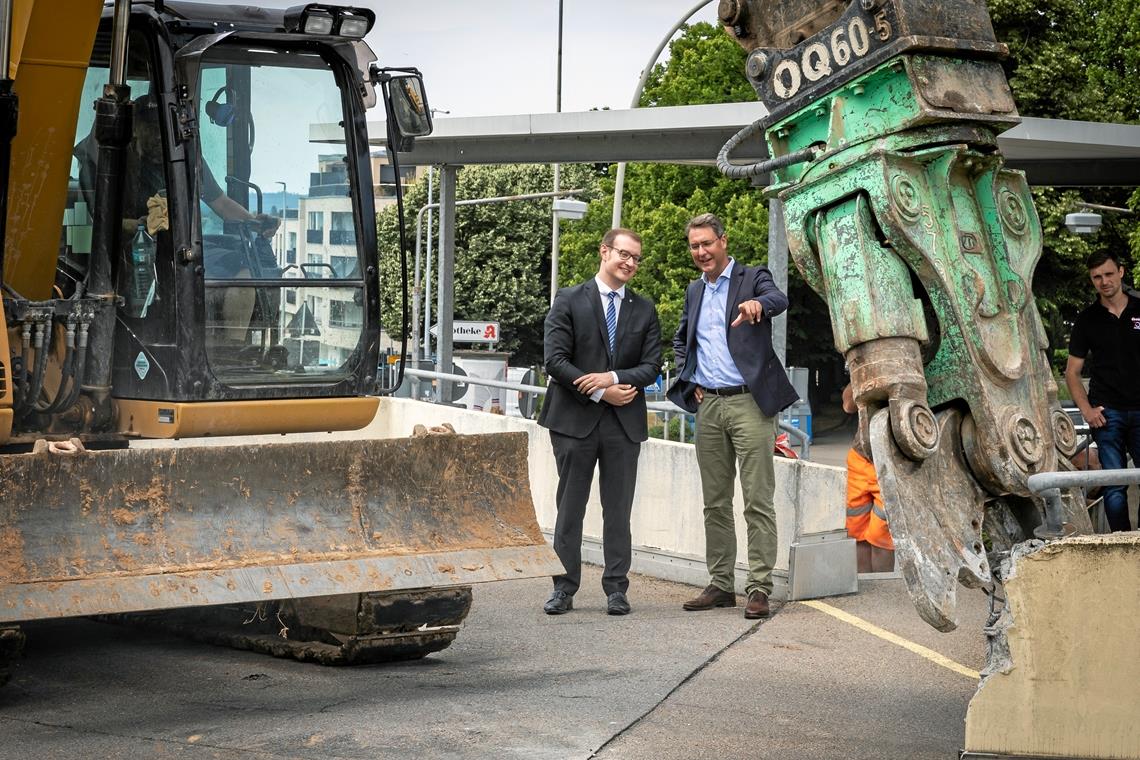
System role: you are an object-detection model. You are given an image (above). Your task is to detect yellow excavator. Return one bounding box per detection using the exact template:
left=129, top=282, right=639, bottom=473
left=0, top=0, right=560, bottom=684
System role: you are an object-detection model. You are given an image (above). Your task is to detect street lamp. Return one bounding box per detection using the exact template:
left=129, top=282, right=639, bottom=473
left=553, top=198, right=588, bottom=220
left=1064, top=202, right=1132, bottom=235
left=276, top=180, right=287, bottom=260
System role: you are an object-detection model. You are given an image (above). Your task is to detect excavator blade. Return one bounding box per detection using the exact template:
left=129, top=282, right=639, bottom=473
left=870, top=408, right=991, bottom=632
left=0, top=432, right=561, bottom=623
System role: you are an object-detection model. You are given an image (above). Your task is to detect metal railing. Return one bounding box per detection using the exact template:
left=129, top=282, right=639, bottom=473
left=1028, top=467, right=1140, bottom=539
left=398, top=366, right=811, bottom=459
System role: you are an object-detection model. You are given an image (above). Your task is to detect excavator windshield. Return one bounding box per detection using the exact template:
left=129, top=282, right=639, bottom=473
left=195, top=44, right=367, bottom=386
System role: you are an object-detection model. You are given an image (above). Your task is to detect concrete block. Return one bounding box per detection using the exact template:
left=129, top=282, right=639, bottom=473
left=964, top=533, right=1140, bottom=759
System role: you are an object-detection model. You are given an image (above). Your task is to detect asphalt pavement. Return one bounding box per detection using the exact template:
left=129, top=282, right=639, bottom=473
left=0, top=565, right=988, bottom=760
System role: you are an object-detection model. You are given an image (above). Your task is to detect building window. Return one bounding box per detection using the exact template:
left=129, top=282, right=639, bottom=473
left=329, top=211, right=355, bottom=246
left=307, top=211, right=324, bottom=244
left=329, top=300, right=362, bottom=328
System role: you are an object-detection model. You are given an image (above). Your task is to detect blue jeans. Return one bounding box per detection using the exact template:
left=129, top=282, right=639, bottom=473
left=1090, top=408, right=1140, bottom=531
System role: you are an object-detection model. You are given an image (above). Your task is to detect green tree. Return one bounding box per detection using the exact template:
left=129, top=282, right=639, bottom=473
left=989, top=0, right=1140, bottom=358
left=376, top=163, right=600, bottom=365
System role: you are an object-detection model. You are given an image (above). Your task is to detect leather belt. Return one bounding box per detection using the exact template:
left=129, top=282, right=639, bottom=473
left=701, top=385, right=749, bottom=397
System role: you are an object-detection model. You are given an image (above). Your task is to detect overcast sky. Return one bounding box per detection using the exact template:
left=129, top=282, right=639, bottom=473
left=213, top=0, right=722, bottom=118
left=199, top=1, right=724, bottom=192
left=366, top=1, right=722, bottom=117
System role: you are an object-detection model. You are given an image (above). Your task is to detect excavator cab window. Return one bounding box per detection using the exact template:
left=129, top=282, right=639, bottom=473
left=195, top=45, right=366, bottom=386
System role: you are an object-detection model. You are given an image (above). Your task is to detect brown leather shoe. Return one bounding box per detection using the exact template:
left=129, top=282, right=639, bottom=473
left=744, top=590, right=770, bottom=619
left=682, top=584, right=736, bottom=611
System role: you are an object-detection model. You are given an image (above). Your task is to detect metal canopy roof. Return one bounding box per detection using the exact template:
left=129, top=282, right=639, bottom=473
left=360, top=103, right=1140, bottom=187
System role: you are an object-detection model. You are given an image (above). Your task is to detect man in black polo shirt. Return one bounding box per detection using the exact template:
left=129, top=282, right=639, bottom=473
left=1065, top=251, right=1140, bottom=531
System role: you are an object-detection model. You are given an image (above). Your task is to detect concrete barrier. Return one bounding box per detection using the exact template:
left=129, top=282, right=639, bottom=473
left=366, top=398, right=855, bottom=600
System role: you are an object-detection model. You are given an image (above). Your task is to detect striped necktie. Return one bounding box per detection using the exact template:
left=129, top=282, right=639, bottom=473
left=606, top=291, right=618, bottom=353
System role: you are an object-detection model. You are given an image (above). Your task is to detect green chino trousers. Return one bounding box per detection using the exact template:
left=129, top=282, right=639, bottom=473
left=694, top=393, right=778, bottom=596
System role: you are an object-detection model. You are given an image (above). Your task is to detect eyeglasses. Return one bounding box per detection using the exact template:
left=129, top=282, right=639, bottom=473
left=688, top=236, right=722, bottom=252
left=606, top=245, right=643, bottom=265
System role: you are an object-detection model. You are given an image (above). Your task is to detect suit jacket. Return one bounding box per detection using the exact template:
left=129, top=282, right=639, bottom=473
left=539, top=279, right=662, bottom=442
left=666, top=262, right=799, bottom=417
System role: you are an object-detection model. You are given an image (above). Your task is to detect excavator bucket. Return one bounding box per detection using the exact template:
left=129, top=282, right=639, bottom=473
left=0, top=432, right=561, bottom=624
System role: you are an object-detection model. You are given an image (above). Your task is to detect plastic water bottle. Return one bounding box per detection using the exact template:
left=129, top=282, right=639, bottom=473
left=128, top=226, right=156, bottom=318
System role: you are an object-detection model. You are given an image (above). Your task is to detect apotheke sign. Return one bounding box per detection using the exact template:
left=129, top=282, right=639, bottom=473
left=429, top=321, right=500, bottom=344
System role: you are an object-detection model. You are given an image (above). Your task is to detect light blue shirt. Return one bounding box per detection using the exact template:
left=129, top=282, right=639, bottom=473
left=692, top=259, right=746, bottom=389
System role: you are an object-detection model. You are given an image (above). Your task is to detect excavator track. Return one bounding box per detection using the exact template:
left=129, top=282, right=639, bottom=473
left=107, top=587, right=474, bottom=665
left=0, top=627, right=25, bottom=686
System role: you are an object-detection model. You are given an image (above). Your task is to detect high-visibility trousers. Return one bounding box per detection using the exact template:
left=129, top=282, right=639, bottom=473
left=845, top=448, right=894, bottom=550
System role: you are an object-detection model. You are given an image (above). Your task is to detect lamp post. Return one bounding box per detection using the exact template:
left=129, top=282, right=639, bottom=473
left=550, top=0, right=564, bottom=305
left=275, top=180, right=287, bottom=261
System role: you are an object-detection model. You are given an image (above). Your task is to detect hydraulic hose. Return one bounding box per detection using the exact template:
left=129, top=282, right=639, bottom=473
left=716, top=118, right=819, bottom=179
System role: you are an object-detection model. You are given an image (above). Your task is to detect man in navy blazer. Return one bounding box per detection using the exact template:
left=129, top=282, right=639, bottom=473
left=667, top=213, right=798, bottom=619
left=539, top=228, right=662, bottom=616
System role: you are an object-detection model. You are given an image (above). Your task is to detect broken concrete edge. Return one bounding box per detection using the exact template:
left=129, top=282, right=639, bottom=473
left=984, top=532, right=1140, bottom=682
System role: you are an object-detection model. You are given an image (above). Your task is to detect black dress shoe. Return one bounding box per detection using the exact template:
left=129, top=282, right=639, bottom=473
left=544, top=589, right=573, bottom=615
left=606, top=591, right=631, bottom=616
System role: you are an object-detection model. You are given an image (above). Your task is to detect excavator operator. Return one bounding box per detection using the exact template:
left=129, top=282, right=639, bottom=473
left=73, top=91, right=279, bottom=241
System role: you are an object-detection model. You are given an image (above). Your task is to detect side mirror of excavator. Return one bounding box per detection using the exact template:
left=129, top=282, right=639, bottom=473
left=386, top=73, right=433, bottom=148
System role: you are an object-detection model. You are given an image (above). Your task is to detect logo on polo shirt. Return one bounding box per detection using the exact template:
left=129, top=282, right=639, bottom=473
left=1133, top=317, right=1140, bottom=330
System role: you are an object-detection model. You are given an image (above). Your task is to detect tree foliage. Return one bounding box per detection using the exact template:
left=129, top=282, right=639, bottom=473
left=988, top=0, right=1140, bottom=355
left=376, top=163, right=600, bottom=365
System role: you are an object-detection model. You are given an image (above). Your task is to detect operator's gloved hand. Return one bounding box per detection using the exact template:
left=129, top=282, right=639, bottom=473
left=253, top=212, right=280, bottom=239
left=146, top=193, right=170, bottom=235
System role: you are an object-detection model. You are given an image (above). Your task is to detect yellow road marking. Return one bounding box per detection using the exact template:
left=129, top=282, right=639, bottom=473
left=799, top=599, right=980, bottom=680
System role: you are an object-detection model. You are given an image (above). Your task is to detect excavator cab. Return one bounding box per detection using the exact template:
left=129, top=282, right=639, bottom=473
left=54, top=6, right=394, bottom=436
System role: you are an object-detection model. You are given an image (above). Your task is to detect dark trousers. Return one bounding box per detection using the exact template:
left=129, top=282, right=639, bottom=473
left=549, top=409, right=640, bottom=596
left=1090, top=407, right=1140, bottom=531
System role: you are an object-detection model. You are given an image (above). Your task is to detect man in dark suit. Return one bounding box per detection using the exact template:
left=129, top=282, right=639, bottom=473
left=667, top=213, right=798, bottom=619
left=539, top=228, right=662, bottom=616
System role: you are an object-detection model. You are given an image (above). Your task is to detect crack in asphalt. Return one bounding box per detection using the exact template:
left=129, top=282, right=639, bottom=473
left=586, top=609, right=775, bottom=758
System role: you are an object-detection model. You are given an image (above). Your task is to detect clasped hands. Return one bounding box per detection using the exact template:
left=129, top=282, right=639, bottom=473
left=574, top=372, right=637, bottom=406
